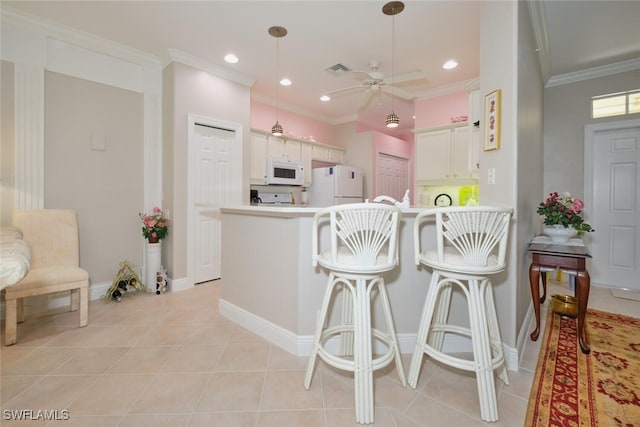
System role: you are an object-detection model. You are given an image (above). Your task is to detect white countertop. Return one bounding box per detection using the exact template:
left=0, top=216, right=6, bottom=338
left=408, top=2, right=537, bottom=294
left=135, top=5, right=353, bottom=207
left=221, top=205, right=425, bottom=217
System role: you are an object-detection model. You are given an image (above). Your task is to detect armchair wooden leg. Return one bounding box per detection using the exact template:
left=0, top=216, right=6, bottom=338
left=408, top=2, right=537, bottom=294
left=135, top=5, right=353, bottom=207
left=17, top=298, right=24, bottom=323
left=79, top=287, right=88, bottom=327
left=5, top=299, right=17, bottom=346
left=71, top=289, right=79, bottom=312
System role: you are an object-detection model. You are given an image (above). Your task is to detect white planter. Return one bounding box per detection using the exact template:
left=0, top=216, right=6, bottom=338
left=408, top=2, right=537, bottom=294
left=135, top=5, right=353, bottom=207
left=145, top=241, right=162, bottom=290
left=544, top=225, right=577, bottom=243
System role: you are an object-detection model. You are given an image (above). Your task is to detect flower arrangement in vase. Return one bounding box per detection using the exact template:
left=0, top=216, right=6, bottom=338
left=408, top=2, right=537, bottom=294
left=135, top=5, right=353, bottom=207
left=537, top=192, right=593, bottom=242
left=139, top=207, right=168, bottom=243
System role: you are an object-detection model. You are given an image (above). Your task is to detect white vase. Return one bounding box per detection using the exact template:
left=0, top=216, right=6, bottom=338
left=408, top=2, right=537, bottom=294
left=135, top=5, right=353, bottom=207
left=544, top=225, right=577, bottom=243
left=145, top=241, right=162, bottom=290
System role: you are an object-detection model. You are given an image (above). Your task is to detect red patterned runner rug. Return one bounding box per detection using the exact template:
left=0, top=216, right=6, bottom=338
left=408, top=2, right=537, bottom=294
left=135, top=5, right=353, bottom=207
left=526, top=308, right=640, bottom=426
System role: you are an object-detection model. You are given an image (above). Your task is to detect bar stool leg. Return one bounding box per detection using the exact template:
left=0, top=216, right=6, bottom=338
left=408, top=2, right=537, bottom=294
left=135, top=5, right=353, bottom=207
left=353, top=278, right=374, bottom=424
left=305, top=273, right=337, bottom=389
left=484, top=279, right=509, bottom=385
left=429, top=278, right=453, bottom=351
left=340, top=285, right=354, bottom=356
left=468, top=278, right=498, bottom=422
left=408, top=272, right=441, bottom=388
left=376, top=277, right=407, bottom=386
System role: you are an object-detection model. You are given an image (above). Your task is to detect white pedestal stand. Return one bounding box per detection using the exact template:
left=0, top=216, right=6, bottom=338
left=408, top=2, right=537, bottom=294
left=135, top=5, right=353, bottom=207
left=145, top=241, right=162, bottom=292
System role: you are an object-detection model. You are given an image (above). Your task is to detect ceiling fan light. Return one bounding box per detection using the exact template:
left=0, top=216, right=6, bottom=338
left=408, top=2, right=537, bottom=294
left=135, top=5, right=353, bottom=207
left=271, top=121, right=283, bottom=136
left=386, top=112, right=399, bottom=128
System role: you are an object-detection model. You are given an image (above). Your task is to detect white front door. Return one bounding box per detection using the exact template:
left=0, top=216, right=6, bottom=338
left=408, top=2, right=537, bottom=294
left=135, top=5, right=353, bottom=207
left=193, top=124, right=232, bottom=283
left=376, top=153, right=409, bottom=201
left=589, top=124, right=640, bottom=289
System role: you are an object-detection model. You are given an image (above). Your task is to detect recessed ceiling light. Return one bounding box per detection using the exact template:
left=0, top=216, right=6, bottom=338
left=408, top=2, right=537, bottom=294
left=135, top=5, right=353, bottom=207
left=280, top=78, right=292, bottom=86
left=320, top=95, right=330, bottom=102
left=443, top=59, right=458, bottom=70
left=224, top=53, right=238, bottom=64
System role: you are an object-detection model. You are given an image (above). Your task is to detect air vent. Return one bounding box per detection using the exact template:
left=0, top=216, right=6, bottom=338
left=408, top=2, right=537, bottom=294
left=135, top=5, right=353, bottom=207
left=325, top=63, right=351, bottom=75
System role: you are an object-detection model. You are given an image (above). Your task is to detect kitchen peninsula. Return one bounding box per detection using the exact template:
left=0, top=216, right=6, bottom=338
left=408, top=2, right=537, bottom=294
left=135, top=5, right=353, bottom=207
left=219, top=205, right=495, bottom=361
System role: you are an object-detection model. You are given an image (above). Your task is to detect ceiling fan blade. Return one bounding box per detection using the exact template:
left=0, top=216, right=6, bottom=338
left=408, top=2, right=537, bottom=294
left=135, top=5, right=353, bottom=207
left=323, top=85, right=364, bottom=97
left=386, top=70, right=427, bottom=85
left=358, top=87, right=379, bottom=112
left=380, top=84, right=416, bottom=100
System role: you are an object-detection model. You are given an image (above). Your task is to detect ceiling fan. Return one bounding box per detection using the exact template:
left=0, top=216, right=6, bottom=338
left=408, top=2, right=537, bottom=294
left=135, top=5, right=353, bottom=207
left=323, top=60, right=426, bottom=110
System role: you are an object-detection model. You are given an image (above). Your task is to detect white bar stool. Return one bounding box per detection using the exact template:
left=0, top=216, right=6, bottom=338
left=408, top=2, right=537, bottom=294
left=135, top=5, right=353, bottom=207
left=304, top=203, right=406, bottom=424
left=408, top=206, right=512, bottom=422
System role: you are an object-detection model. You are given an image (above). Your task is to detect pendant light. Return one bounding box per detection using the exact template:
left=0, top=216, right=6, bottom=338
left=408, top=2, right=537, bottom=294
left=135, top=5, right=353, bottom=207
left=269, top=25, right=287, bottom=136
left=383, top=1, right=404, bottom=129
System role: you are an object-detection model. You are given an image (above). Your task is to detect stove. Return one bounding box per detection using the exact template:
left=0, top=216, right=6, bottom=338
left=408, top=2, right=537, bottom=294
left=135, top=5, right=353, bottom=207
left=257, top=191, right=293, bottom=205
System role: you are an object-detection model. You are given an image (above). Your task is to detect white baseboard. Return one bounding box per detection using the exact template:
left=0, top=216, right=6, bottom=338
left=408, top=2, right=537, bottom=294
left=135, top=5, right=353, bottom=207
left=168, top=276, right=193, bottom=293
left=218, top=298, right=518, bottom=370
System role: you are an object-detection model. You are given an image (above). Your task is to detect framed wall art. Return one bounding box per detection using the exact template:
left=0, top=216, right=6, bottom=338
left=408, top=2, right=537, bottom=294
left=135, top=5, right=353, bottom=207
left=483, top=89, right=501, bottom=151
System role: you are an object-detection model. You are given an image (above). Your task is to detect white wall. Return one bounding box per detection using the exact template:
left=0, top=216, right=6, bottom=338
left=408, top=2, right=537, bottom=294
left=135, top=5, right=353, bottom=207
left=1, top=10, right=163, bottom=306
left=544, top=69, right=640, bottom=199
left=515, top=4, right=545, bottom=342
left=162, top=61, right=250, bottom=283
left=479, top=1, right=519, bottom=347
left=475, top=2, right=546, bottom=354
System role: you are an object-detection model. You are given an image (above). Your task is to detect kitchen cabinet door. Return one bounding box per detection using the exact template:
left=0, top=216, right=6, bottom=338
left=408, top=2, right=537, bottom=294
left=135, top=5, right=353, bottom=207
left=451, top=126, right=471, bottom=179
left=415, top=129, right=451, bottom=181
left=283, top=139, right=302, bottom=161
left=415, top=125, right=473, bottom=182
left=250, top=132, right=268, bottom=182
left=312, top=145, right=330, bottom=162
left=267, top=136, right=286, bottom=158
left=329, top=148, right=344, bottom=164
left=301, top=143, right=312, bottom=186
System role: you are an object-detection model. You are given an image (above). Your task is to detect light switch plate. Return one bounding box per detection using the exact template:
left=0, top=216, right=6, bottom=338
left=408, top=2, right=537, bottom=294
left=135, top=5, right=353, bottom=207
left=488, top=168, right=496, bottom=185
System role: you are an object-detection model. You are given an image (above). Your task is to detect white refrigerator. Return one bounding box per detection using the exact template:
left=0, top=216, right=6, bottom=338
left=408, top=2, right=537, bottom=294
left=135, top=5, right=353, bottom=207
left=309, top=165, right=364, bottom=206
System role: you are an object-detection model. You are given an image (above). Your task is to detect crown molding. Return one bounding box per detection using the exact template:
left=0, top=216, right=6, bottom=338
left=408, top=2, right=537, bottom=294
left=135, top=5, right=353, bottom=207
left=415, top=78, right=480, bottom=100
left=528, top=0, right=551, bottom=85
left=166, top=48, right=255, bottom=88
left=1, top=6, right=160, bottom=69
left=546, top=57, right=640, bottom=88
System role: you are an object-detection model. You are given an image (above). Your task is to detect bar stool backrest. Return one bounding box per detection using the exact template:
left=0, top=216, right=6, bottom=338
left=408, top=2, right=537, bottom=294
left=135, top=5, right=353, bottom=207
left=415, top=206, right=512, bottom=274
left=312, top=203, right=401, bottom=274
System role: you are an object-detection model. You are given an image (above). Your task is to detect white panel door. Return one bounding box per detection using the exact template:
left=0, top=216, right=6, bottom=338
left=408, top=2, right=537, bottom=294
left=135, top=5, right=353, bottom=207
left=376, top=153, right=409, bottom=201
left=591, top=126, right=640, bottom=289
left=193, top=124, right=232, bottom=283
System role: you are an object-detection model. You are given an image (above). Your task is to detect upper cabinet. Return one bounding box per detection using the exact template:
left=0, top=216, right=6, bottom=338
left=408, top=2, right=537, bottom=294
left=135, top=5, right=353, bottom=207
left=415, top=123, right=476, bottom=184
left=250, top=130, right=344, bottom=186
left=311, top=144, right=344, bottom=164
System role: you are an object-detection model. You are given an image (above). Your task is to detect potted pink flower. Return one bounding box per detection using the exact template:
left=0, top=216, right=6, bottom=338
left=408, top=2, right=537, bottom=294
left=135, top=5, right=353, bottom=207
left=139, top=207, right=168, bottom=243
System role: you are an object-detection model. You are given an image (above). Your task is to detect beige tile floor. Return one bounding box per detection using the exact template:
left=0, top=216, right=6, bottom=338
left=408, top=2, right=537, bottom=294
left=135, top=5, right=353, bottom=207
left=1, top=279, right=639, bottom=426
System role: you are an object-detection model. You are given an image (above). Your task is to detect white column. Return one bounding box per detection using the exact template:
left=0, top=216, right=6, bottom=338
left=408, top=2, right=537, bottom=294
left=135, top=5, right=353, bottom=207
left=14, top=64, right=45, bottom=210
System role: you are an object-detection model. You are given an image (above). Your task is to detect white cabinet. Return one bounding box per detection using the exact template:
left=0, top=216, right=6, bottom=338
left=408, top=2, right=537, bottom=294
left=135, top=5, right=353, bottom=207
left=250, top=133, right=268, bottom=182
left=415, top=124, right=473, bottom=182
left=301, top=143, right=312, bottom=186
left=250, top=130, right=339, bottom=185
left=311, top=144, right=344, bottom=164
left=268, top=137, right=302, bottom=161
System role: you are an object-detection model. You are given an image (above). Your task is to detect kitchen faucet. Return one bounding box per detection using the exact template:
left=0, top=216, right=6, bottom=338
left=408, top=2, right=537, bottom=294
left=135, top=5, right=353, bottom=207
left=373, top=189, right=410, bottom=208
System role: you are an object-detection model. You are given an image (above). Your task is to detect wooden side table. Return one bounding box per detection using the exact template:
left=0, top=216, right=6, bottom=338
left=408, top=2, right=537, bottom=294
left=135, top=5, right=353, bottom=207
left=527, top=236, right=592, bottom=354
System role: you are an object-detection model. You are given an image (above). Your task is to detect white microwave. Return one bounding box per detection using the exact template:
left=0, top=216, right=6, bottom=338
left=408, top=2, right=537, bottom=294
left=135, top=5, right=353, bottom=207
left=265, top=157, right=304, bottom=186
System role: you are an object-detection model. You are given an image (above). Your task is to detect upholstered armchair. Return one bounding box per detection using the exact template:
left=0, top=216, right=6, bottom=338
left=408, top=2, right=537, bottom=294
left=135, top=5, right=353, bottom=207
left=4, top=210, right=89, bottom=345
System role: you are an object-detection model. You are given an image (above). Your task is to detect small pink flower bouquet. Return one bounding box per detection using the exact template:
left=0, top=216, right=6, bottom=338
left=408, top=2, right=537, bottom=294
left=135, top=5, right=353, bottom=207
left=139, top=207, right=168, bottom=242
left=536, top=192, right=593, bottom=235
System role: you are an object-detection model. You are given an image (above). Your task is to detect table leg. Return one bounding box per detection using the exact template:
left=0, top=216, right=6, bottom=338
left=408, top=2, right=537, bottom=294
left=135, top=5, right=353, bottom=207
left=529, top=263, right=542, bottom=341
left=575, top=270, right=591, bottom=354
left=540, top=270, right=547, bottom=303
